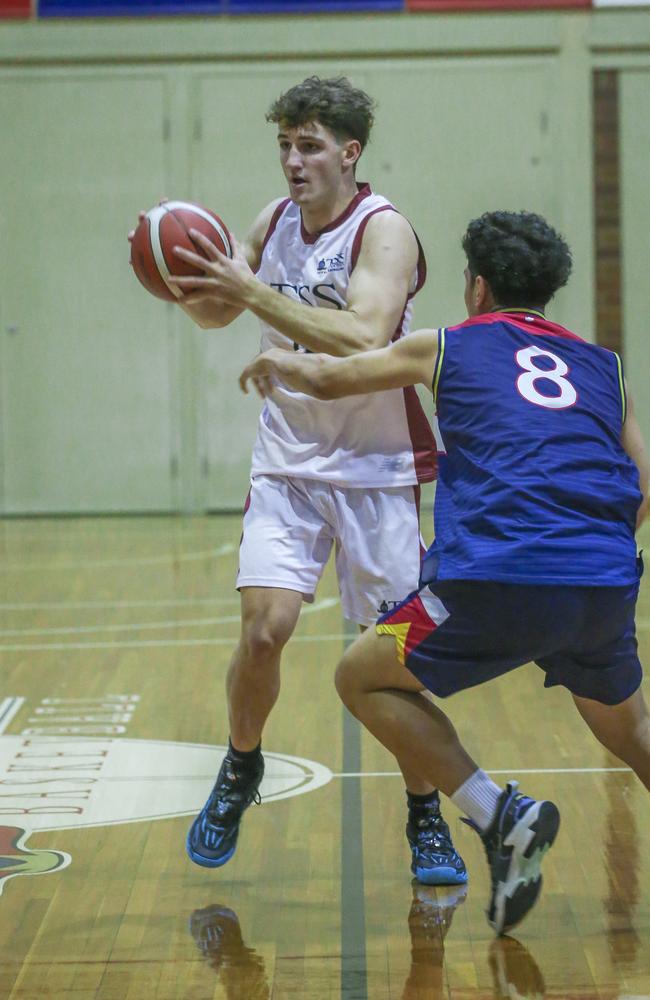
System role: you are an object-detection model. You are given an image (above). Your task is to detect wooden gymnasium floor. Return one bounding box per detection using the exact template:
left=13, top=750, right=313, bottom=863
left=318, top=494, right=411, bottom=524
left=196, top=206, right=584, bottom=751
left=0, top=514, right=648, bottom=1000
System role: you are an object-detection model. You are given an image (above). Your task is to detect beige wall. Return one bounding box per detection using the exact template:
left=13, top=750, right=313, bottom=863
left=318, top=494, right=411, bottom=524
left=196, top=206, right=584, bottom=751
left=0, top=10, right=648, bottom=511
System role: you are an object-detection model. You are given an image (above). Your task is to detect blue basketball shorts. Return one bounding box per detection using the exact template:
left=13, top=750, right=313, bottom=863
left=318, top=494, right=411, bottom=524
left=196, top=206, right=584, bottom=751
left=376, top=579, right=642, bottom=706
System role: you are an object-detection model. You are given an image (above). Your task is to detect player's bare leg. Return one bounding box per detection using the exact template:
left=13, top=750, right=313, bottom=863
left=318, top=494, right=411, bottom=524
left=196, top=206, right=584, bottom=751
left=335, top=628, right=560, bottom=934
left=227, top=587, right=303, bottom=750
left=355, top=624, right=435, bottom=797
left=573, top=688, right=650, bottom=790
left=335, top=628, right=478, bottom=793
left=186, top=586, right=302, bottom=869
left=354, top=624, right=467, bottom=884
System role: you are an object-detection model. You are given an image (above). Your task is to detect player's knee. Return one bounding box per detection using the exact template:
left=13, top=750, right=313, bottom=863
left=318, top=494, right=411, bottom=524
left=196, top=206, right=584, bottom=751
left=335, top=651, right=362, bottom=711
left=240, top=614, right=295, bottom=664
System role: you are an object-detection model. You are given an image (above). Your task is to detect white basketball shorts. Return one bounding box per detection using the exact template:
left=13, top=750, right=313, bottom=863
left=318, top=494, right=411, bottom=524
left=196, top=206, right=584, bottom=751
left=237, top=475, right=424, bottom=626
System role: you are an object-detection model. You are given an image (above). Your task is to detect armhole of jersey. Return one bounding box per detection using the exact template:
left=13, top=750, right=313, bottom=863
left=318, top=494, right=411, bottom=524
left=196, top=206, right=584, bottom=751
left=350, top=207, right=427, bottom=302
left=349, top=204, right=395, bottom=273
left=432, top=328, right=445, bottom=403
left=258, top=198, right=291, bottom=264
left=410, top=228, right=427, bottom=297
left=613, top=350, right=627, bottom=423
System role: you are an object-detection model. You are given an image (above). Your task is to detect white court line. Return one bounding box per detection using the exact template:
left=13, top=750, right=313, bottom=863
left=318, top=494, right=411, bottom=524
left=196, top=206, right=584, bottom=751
left=0, top=544, right=236, bottom=573
left=27, top=766, right=634, bottom=782
left=0, top=697, right=26, bottom=734
left=331, top=767, right=633, bottom=777
left=0, top=597, right=242, bottom=611
left=0, top=615, right=244, bottom=638
left=0, top=632, right=349, bottom=653
left=0, top=597, right=339, bottom=639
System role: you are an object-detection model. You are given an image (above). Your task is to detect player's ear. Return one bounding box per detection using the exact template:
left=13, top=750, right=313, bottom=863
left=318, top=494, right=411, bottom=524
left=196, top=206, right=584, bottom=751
left=474, top=275, right=495, bottom=312
left=342, top=139, right=362, bottom=169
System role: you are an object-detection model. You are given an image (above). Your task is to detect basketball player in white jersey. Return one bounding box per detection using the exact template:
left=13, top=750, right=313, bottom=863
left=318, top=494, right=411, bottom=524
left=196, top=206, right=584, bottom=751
left=162, top=76, right=466, bottom=884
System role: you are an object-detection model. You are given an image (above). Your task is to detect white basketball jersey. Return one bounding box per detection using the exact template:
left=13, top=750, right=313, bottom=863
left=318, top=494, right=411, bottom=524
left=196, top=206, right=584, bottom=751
left=251, top=183, right=436, bottom=487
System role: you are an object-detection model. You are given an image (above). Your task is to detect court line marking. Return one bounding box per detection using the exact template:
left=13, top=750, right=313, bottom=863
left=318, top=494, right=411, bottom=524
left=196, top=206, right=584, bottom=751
left=331, top=767, right=633, bottom=777
left=33, top=766, right=632, bottom=781
left=0, top=598, right=339, bottom=639
left=1, top=623, right=648, bottom=652
left=0, top=597, right=243, bottom=611
left=0, top=629, right=348, bottom=653
left=0, top=544, right=236, bottom=573
left=0, top=697, right=26, bottom=734
left=340, top=620, right=367, bottom=999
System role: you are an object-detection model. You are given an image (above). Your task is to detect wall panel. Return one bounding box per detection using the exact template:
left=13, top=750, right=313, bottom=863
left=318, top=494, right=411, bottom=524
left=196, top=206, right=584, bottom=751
left=0, top=73, right=178, bottom=513
left=620, top=70, right=650, bottom=444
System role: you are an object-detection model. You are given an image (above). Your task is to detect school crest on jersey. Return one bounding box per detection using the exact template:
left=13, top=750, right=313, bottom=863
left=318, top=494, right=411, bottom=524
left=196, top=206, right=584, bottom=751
left=317, top=251, right=346, bottom=273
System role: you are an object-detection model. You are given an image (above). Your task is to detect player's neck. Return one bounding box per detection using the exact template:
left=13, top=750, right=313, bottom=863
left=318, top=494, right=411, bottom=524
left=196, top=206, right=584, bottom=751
left=300, top=177, right=361, bottom=235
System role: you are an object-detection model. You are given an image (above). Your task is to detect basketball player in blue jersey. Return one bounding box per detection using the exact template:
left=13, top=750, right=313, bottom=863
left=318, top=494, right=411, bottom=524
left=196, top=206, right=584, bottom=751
left=134, top=77, right=465, bottom=883
left=240, top=210, right=650, bottom=934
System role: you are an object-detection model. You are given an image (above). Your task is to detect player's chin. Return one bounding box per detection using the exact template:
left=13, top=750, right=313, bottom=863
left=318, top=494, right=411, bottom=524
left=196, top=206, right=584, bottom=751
left=288, top=183, right=310, bottom=202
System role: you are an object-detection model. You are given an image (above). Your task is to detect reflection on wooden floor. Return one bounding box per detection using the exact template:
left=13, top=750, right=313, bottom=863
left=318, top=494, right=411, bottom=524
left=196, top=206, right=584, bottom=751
left=0, top=515, right=648, bottom=999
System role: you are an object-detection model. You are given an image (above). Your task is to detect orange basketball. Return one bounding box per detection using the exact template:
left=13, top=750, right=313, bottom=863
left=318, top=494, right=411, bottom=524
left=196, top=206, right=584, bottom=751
left=130, top=201, right=233, bottom=302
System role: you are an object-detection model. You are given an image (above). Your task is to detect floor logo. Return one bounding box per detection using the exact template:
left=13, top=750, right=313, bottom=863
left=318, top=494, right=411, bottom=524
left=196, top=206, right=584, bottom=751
left=0, top=736, right=333, bottom=895
left=0, top=825, right=70, bottom=895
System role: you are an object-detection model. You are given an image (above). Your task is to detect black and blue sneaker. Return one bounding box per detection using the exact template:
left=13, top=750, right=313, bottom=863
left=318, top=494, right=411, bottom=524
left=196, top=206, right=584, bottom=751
left=466, top=780, right=560, bottom=935
left=407, top=792, right=468, bottom=886
left=186, top=750, right=264, bottom=869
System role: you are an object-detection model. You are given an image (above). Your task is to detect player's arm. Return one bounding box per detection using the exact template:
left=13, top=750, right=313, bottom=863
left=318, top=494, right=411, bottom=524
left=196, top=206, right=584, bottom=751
left=621, top=385, right=649, bottom=530
left=239, top=328, right=439, bottom=400
left=171, top=200, right=284, bottom=330
left=172, top=209, right=420, bottom=356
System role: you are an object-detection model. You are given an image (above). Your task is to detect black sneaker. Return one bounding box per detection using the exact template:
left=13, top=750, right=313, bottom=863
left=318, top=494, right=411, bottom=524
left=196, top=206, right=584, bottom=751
left=467, top=780, right=560, bottom=935
left=407, top=793, right=468, bottom=886
left=186, top=751, right=264, bottom=868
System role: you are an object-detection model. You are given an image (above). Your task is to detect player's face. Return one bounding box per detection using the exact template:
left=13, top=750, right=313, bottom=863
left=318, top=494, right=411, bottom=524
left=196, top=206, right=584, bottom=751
left=277, top=122, right=354, bottom=206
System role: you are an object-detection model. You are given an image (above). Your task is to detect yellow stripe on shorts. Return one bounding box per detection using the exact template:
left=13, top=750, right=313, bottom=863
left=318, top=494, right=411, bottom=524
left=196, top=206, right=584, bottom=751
left=376, top=621, right=411, bottom=665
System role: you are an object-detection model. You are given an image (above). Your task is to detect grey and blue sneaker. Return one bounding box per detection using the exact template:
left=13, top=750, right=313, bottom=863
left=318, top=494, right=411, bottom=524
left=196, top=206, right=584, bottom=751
left=407, top=792, right=468, bottom=886
left=186, top=751, right=264, bottom=868
left=466, top=780, right=560, bottom=935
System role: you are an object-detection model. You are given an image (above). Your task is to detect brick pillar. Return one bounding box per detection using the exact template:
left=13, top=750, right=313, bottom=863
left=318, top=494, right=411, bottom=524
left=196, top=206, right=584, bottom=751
left=593, top=70, right=622, bottom=355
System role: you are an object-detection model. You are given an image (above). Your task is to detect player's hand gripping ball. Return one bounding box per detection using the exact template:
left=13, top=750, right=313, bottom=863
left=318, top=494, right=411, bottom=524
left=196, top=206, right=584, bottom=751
left=130, top=201, right=233, bottom=302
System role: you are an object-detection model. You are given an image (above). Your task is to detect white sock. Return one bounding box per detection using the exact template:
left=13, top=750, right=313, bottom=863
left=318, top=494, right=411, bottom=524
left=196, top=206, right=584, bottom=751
left=451, top=769, right=503, bottom=832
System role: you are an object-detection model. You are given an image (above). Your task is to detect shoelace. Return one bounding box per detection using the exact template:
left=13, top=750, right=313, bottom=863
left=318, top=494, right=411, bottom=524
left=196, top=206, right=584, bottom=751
left=206, top=765, right=262, bottom=820
left=412, top=814, right=453, bottom=851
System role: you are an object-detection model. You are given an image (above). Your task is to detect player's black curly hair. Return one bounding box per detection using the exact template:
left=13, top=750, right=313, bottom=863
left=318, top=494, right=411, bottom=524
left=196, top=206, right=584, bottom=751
left=266, top=76, right=376, bottom=150
left=462, top=211, right=573, bottom=308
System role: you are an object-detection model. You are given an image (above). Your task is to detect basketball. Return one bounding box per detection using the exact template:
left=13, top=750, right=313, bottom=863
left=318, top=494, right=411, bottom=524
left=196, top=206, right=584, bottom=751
left=130, top=200, right=233, bottom=302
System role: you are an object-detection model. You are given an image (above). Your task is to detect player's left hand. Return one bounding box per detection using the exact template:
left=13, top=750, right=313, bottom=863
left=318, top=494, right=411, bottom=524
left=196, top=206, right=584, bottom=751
left=239, top=349, right=285, bottom=398
left=168, top=232, right=255, bottom=306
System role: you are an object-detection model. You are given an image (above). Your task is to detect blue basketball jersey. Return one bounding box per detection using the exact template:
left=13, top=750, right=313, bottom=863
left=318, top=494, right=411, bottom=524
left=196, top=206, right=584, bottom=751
left=425, top=309, right=641, bottom=586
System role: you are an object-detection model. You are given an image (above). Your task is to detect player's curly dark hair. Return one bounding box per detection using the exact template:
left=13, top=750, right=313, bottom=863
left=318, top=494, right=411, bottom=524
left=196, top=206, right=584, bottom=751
left=266, top=76, right=376, bottom=150
left=462, top=211, right=573, bottom=308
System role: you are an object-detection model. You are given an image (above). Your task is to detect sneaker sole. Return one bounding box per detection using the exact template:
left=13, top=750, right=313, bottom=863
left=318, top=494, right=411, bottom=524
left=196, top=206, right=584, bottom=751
left=185, top=830, right=236, bottom=869
left=490, top=799, right=560, bottom=935
left=414, top=865, right=469, bottom=886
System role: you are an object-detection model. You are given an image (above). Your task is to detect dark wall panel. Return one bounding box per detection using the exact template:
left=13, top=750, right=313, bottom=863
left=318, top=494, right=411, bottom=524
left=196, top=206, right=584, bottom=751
left=38, top=0, right=400, bottom=15
left=39, top=0, right=222, bottom=13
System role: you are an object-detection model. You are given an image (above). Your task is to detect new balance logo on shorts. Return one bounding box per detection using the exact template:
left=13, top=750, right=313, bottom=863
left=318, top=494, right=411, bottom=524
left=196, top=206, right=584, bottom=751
left=378, top=600, right=401, bottom=614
